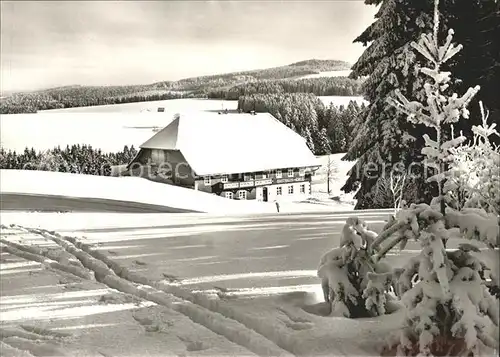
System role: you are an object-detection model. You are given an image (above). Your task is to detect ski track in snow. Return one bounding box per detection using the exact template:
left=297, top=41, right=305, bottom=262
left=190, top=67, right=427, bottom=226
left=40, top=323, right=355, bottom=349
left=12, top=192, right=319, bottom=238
left=0, top=224, right=328, bottom=357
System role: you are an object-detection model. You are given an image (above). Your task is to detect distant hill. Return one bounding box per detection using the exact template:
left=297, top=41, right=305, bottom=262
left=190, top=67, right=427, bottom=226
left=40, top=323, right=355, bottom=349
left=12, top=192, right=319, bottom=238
left=288, top=59, right=348, bottom=68
left=151, top=59, right=351, bottom=91
left=0, top=59, right=356, bottom=114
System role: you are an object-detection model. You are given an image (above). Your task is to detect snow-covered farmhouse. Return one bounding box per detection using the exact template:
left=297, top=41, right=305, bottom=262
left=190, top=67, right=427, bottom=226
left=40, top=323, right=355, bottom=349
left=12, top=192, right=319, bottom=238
left=124, top=111, right=321, bottom=201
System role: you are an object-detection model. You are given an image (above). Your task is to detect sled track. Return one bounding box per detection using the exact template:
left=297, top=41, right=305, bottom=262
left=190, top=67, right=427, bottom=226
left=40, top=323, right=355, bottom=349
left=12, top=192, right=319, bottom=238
left=1, top=225, right=296, bottom=357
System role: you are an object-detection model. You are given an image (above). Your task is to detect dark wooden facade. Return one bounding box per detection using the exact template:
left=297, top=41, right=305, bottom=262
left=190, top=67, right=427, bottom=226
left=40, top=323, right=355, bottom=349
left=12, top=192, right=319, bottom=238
left=125, top=148, right=316, bottom=201
left=124, top=148, right=194, bottom=187
left=195, top=168, right=314, bottom=202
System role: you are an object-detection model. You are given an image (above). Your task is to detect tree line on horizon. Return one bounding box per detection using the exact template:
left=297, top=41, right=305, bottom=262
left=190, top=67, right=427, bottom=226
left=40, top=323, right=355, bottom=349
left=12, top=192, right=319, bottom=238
left=0, top=76, right=361, bottom=114
left=0, top=89, right=200, bottom=114
left=203, top=76, right=362, bottom=100
left=0, top=60, right=356, bottom=114
left=0, top=145, right=138, bottom=176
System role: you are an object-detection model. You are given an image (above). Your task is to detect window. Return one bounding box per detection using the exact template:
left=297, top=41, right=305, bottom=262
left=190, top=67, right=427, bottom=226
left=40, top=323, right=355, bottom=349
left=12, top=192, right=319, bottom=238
left=262, top=172, right=268, bottom=179
left=204, top=176, right=211, bottom=185
left=276, top=187, right=282, bottom=195
left=288, top=169, right=294, bottom=177
left=221, top=175, right=228, bottom=183
left=276, top=169, right=282, bottom=178
left=151, top=149, right=166, bottom=163
left=300, top=184, right=306, bottom=194
left=225, top=192, right=234, bottom=199
left=288, top=185, right=294, bottom=194
left=299, top=168, right=305, bottom=176
left=238, top=190, right=247, bottom=200
left=244, top=173, right=252, bottom=181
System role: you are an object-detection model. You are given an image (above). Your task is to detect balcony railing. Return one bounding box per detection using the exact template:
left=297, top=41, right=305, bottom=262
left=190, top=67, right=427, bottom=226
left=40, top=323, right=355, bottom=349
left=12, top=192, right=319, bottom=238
left=220, top=176, right=307, bottom=190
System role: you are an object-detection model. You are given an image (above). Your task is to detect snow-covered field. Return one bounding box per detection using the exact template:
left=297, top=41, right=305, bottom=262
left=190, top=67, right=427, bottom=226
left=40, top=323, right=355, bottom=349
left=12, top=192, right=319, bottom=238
left=1, top=211, right=405, bottom=357
left=297, top=70, right=352, bottom=79
left=0, top=151, right=356, bottom=214
left=0, top=112, right=177, bottom=153
left=1, top=156, right=496, bottom=357
left=318, top=96, right=368, bottom=107
left=0, top=164, right=355, bottom=215
left=2, top=210, right=495, bottom=356
left=38, top=98, right=238, bottom=114
left=0, top=169, right=272, bottom=214
left=307, top=153, right=357, bottom=210
left=0, top=95, right=400, bottom=357
left=0, top=99, right=235, bottom=153
left=0, top=97, right=364, bottom=153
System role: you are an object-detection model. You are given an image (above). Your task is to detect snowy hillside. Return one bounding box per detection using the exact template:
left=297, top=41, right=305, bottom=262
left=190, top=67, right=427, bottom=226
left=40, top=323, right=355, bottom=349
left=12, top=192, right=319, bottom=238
left=36, top=98, right=237, bottom=114
left=0, top=100, right=237, bottom=152
left=297, top=69, right=352, bottom=79
left=309, top=153, right=357, bottom=207
left=1, top=98, right=361, bottom=153
left=0, top=170, right=276, bottom=214
left=2, top=209, right=493, bottom=356
left=0, top=213, right=404, bottom=357
left=0, top=112, right=178, bottom=153
left=0, top=160, right=357, bottom=214
left=318, top=95, right=368, bottom=107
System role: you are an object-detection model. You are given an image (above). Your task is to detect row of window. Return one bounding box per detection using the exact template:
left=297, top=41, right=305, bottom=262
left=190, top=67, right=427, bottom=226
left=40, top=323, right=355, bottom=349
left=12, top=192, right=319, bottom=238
left=223, top=184, right=307, bottom=201
left=204, top=168, right=305, bottom=185
left=224, top=191, right=246, bottom=200
left=276, top=184, right=306, bottom=195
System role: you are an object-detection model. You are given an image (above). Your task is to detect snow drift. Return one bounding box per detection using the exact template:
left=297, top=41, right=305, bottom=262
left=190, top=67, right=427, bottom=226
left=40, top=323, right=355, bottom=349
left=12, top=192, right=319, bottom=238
left=0, top=170, right=276, bottom=214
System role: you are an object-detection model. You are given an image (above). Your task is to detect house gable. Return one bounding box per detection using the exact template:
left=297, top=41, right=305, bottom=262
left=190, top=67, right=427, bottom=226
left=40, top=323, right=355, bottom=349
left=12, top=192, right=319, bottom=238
left=140, top=116, right=180, bottom=150
left=132, top=111, right=320, bottom=178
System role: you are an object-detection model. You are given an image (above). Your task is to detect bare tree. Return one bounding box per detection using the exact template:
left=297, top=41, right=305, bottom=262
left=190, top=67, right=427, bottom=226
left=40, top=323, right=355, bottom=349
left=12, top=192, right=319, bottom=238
left=373, top=170, right=411, bottom=214
left=323, top=155, right=338, bottom=194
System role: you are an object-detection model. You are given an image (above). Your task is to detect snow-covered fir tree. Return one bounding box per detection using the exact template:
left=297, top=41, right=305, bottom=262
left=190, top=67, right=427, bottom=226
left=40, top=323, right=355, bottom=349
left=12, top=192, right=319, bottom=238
left=445, top=102, right=500, bottom=216
left=374, top=0, right=500, bottom=354
left=317, top=217, right=398, bottom=318
left=343, top=0, right=500, bottom=210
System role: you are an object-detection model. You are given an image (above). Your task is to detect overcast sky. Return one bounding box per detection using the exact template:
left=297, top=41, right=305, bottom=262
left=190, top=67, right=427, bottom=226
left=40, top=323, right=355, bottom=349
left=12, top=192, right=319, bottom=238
left=1, top=1, right=378, bottom=93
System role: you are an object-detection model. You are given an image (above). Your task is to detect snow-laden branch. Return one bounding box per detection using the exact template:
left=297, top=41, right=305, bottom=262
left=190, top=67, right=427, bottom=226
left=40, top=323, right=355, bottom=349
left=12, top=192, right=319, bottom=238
left=317, top=217, right=399, bottom=318
left=380, top=4, right=499, bottom=352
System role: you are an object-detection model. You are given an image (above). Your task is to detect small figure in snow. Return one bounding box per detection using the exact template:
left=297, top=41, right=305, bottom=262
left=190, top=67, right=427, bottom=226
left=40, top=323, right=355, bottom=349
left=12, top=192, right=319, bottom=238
left=275, top=200, right=280, bottom=213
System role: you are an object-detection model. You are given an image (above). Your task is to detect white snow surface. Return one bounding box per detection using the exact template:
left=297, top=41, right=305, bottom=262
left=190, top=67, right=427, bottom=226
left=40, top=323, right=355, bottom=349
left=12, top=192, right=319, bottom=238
left=0, top=169, right=277, bottom=214
left=296, top=70, right=353, bottom=79
left=2, top=209, right=496, bottom=356
left=0, top=153, right=358, bottom=213
left=318, top=96, right=369, bottom=108
left=0, top=111, right=179, bottom=153
left=1, top=97, right=365, bottom=153
left=142, top=111, right=321, bottom=176
left=38, top=98, right=239, bottom=114
left=0, top=212, right=403, bottom=357
left=309, top=153, right=357, bottom=207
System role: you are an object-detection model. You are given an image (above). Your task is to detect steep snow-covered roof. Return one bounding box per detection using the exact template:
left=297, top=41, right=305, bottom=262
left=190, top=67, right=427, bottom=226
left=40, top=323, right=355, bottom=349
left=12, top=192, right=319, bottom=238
left=139, top=111, right=321, bottom=176
left=140, top=114, right=180, bottom=149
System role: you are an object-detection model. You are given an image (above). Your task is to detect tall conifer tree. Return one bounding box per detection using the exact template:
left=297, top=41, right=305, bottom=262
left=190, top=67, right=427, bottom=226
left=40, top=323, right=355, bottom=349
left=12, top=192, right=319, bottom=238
left=343, top=0, right=500, bottom=209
